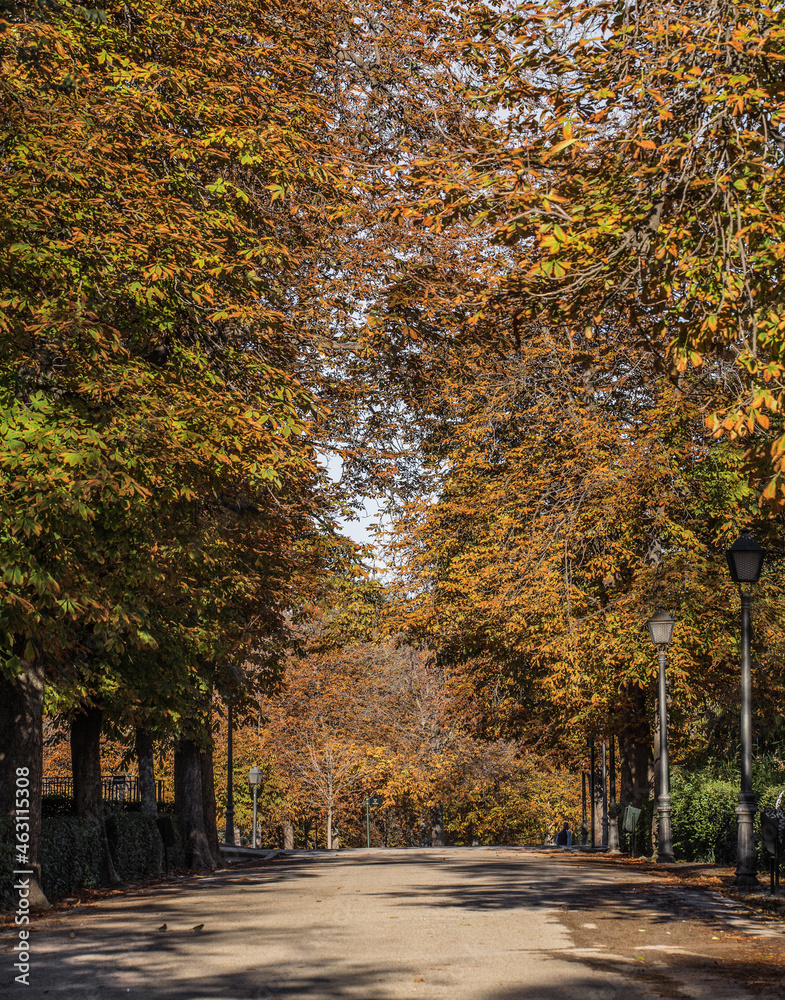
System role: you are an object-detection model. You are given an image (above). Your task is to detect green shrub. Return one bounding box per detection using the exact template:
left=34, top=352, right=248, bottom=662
left=42, top=795, right=74, bottom=817
left=157, top=810, right=188, bottom=869
left=671, top=772, right=737, bottom=863
left=105, top=811, right=163, bottom=881
left=0, top=816, right=15, bottom=908
left=671, top=756, right=785, bottom=865
left=41, top=816, right=103, bottom=899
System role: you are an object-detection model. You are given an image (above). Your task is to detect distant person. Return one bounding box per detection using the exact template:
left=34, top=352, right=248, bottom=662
left=555, top=822, right=572, bottom=846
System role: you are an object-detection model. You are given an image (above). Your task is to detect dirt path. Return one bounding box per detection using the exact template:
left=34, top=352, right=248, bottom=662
left=2, top=848, right=783, bottom=999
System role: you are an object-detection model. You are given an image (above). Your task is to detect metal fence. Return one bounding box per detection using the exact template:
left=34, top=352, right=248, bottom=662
left=42, top=775, right=166, bottom=804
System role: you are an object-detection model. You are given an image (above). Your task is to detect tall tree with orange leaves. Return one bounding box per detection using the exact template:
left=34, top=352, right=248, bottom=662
left=386, top=315, right=785, bottom=820
left=0, top=0, right=488, bottom=884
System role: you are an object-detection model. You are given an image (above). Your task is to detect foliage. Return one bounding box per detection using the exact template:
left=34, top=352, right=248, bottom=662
left=385, top=0, right=785, bottom=500
left=442, top=756, right=581, bottom=847
left=0, top=816, right=15, bottom=907
left=11, top=0, right=785, bottom=870
left=40, top=816, right=104, bottom=899
left=671, top=754, right=785, bottom=863
left=104, top=810, right=163, bottom=880
left=214, top=583, right=584, bottom=847
left=0, top=0, right=414, bottom=770
left=383, top=323, right=785, bottom=774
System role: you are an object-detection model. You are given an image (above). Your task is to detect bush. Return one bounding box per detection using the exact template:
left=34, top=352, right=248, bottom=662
left=157, top=810, right=188, bottom=869
left=105, top=811, right=163, bottom=881
left=41, top=816, right=104, bottom=900
left=42, top=794, right=75, bottom=817
left=671, top=772, right=737, bottom=863
left=1, top=808, right=191, bottom=907
left=671, top=755, right=785, bottom=865
left=0, top=816, right=15, bottom=908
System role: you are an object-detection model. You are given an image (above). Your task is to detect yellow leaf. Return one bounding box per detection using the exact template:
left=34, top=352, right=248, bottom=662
left=543, top=138, right=579, bottom=159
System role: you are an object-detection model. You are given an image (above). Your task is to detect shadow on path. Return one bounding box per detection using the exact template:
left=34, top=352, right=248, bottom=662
left=5, top=850, right=783, bottom=1000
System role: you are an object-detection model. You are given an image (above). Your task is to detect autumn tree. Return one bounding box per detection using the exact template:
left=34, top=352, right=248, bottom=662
left=384, top=314, right=785, bottom=832
left=0, top=0, right=393, bottom=883
left=382, top=0, right=785, bottom=498
left=322, top=1, right=785, bottom=845
left=248, top=577, right=582, bottom=849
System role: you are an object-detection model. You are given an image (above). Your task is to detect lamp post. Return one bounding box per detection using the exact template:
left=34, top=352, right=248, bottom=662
left=726, top=528, right=765, bottom=886
left=607, top=736, right=620, bottom=854
left=224, top=700, right=235, bottom=846
left=601, top=740, right=608, bottom=848
left=588, top=737, right=596, bottom=848
left=647, top=607, right=676, bottom=863
left=249, top=766, right=263, bottom=849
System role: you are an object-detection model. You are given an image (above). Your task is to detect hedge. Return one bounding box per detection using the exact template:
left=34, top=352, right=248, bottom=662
left=0, top=816, right=15, bottom=908
left=1, top=810, right=189, bottom=906
left=671, top=773, right=738, bottom=864
left=670, top=758, right=785, bottom=865
left=105, top=812, right=163, bottom=881
left=104, top=810, right=188, bottom=877
left=40, top=816, right=105, bottom=900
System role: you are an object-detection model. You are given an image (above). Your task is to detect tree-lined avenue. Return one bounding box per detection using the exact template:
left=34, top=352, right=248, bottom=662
left=3, top=850, right=784, bottom=999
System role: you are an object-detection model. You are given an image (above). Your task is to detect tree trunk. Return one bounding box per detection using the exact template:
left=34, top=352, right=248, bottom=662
left=135, top=728, right=157, bottom=819
left=281, top=821, right=294, bottom=850
left=431, top=804, right=445, bottom=847
left=0, top=646, right=49, bottom=909
left=200, top=748, right=221, bottom=863
left=327, top=801, right=333, bottom=850
left=617, top=683, right=654, bottom=856
left=618, top=686, right=653, bottom=807
left=174, top=737, right=215, bottom=869
left=71, top=706, right=119, bottom=885
left=592, top=767, right=604, bottom=846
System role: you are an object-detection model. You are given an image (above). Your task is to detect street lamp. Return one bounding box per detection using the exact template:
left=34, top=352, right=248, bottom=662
left=607, top=736, right=620, bottom=854
left=726, top=528, right=765, bottom=885
left=647, top=607, right=675, bottom=863
left=587, top=737, right=596, bottom=848
left=224, top=700, right=235, bottom=846
left=249, top=766, right=263, bottom=849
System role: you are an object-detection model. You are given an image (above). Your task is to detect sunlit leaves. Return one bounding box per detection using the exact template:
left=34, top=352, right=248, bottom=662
left=383, top=0, right=785, bottom=503
left=0, top=0, right=380, bottom=726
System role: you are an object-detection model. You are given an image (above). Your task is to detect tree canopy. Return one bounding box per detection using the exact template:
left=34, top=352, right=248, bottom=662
left=4, top=0, right=785, bottom=864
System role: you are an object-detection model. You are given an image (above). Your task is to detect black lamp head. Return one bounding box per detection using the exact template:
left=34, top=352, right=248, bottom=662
left=726, top=529, right=765, bottom=584
left=647, top=607, right=675, bottom=647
